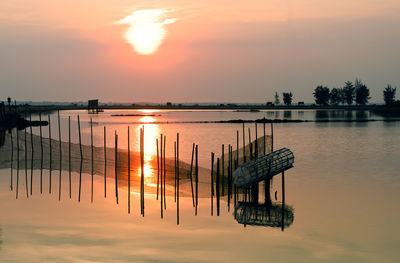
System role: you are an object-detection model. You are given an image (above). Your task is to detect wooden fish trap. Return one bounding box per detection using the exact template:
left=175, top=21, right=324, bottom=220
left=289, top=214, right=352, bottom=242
left=233, top=147, right=294, bottom=188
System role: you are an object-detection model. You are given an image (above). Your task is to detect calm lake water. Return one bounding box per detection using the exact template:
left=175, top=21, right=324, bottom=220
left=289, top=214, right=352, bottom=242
left=1, top=109, right=399, bottom=262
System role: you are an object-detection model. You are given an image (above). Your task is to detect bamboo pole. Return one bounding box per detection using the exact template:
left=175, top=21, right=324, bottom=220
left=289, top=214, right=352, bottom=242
left=140, top=127, right=144, bottom=216
left=58, top=110, right=62, bottom=201
left=115, top=131, right=119, bottom=205
left=221, top=144, right=224, bottom=196
left=90, top=117, right=93, bottom=203
left=16, top=130, right=19, bottom=199
left=39, top=112, right=43, bottom=194
left=104, top=126, right=106, bottom=198
left=242, top=123, right=246, bottom=163
left=163, top=135, right=166, bottom=210
left=248, top=128, right=252, bottom=160
left=176, top=133, right=180, bottom=225
left=271, top=122, right=274, bottom=152
left=236, top=130, right=239, bottom=165
left=77, top=115, right=82, bottom=160
left=30, top=112, right=34, bottom=196
left=263, top=118, right=266, bottom=155
left=227, top=144, right=231, bottom=211
left=24, top=120, right=28, bottom=198
left=195, top=144, right=198, bottom=216
left=216, top=158, right=220, bottom=216
left=128, top=126, right=131, bottom=214
left=10, top=129, right=13, bottom=191
left=69, top=116, right=71, bottom=199
left=160, top=134, right=163, bottom=219
left=255, top=122, right=258, bottom=158
left=174, top=141, right=176, bottom=203
left=211, top=152, right=214, bottom=216
left=281, top=171, right=285, bottom=232
left=189, top=143, right=195, bottom=207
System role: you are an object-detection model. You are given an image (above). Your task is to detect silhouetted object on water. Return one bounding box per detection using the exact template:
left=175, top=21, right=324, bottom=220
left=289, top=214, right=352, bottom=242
left=233, top=148, right=294, bottom=188
left=234, top=202, right=294, bottom=228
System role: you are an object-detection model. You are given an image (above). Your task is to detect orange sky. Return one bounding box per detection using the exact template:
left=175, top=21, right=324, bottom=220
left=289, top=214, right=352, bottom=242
left=1, top=1, right=400, bottom=102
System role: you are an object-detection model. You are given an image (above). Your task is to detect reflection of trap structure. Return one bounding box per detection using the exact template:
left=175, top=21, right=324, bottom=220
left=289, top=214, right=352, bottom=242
left=233, top=148, right=294, bottom=188
left=234, top=202, right=294, bottom=228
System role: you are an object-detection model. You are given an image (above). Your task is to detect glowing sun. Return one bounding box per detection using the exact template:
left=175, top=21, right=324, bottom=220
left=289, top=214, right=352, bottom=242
left=118, top=9, right=177, bottom=55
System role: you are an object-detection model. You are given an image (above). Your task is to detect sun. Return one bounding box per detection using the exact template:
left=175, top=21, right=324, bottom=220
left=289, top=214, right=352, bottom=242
left=118, top=9, right=177, bottom=55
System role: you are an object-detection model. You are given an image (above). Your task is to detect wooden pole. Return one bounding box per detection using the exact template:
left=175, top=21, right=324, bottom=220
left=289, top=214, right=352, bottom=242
left=39, top=112, right=43, bottom=194
left=16, top=130, right=20, bottom=199
left=221, top=144, right=224, bottom=196
left=30, top=112, right=34, bottom=196
left=281, top=171, right=285, bottom=232
left=236, top=130, right=239, bottom=165
left=10, top=129, right=13, bottom=191
left=160, top=134, right=163, bottom=219
left=227, top=144, right=231, bottom=211
left=211, top=152, right=214, bottom=216
left=24, top=120, right=28, bottom=198
left=128, top=126, right=131, bottom=214
left=195, top=144, right=198, bottom=216
left=177, top=133, right=180, bottom=225
left=115, top=131, right=119, bottom=204
left=271, top=122, right=274, bottom=152
left=216, top=158, right=220, bottom=216
left=69, top=116, right=71, bottom=199
left=263, top=118, right=266, bottom=155
left=174, top=141, right=176, bottom=203
left=255, top=122, right=258, bottom=158
left=189, top=143, right=195, bottom=207
left=77, top=115, right=82, bottom=160
left=140, top=127, right=145, bottom=216
left=163, top=135, right=166, bottom=210
left=47, top=115, right=53, bottom=194
left=248, top=128, right=252, bottom=160
left=58, top=110, right=62, bottom=201
left=90, top=117, right=93, bottom=203
left=104, top=126, right=106, bottom=198
left=242, top=123, right=246, bottom=163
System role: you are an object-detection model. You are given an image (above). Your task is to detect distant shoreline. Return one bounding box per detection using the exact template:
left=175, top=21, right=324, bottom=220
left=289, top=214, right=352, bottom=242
left=15, top=104, right=382, bottom=113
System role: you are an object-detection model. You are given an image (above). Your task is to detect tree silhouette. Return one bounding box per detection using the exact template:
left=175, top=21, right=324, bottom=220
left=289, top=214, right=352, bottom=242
left=355, top=78, right=370, bottom=105
left=274, top=92, right=280, bottom=105
left=343, top=81, right=355, bottom=105
left=282, top=92, right=293, bottom=105
left=383, top=85, right=396, bottom=105
left=329, top=88, right=342, bottom=105
left=313, top=85, right=330, bottom=105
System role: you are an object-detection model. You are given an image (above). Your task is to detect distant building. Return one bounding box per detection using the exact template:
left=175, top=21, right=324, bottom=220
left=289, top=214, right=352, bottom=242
left=298, top=102, right=305, bottom=105
left=166, top=102, right=172, bottom=107
left=266, top=102, right=274, bottom=107
left=88, top=99, right=101, bottom=113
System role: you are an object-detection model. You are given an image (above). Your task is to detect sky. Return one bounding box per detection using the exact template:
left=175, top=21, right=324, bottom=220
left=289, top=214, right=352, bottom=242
left=1, top=0, right=400, bottom=103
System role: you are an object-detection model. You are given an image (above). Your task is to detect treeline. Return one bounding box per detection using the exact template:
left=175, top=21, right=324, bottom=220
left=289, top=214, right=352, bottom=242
left=313, top=78, right=398, bottom=106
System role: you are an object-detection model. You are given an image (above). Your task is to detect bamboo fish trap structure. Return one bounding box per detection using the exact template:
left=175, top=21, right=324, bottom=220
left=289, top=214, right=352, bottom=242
left=233, top=147, right=294, bottom=188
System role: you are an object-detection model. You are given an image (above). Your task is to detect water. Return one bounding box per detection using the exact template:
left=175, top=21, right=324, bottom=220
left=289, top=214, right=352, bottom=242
left=0, top=109, right=399, bottom=262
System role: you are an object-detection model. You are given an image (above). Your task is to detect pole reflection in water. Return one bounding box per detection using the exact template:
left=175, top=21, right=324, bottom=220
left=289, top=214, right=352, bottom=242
left=233, top=171, right=294, bottom=230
